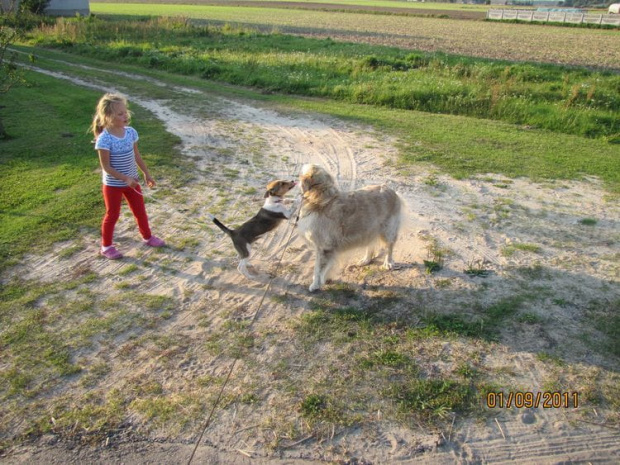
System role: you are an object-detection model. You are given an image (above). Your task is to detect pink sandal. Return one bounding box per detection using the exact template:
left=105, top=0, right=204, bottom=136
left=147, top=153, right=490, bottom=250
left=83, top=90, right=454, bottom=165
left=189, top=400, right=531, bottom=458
left=144, top=235, right=166, bottom=247
left=101, top=246, right=123, bottom=260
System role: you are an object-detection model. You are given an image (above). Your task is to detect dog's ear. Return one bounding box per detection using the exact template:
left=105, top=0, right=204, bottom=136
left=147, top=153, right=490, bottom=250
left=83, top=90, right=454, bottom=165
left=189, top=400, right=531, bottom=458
left=264, top=185, right=279, bottom=197
left=265, top=181, right=278, bottom=197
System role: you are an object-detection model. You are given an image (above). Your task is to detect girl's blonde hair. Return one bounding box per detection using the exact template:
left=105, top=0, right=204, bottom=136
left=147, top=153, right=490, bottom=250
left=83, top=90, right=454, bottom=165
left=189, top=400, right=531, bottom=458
left=91, top=93, right=132, bottom=137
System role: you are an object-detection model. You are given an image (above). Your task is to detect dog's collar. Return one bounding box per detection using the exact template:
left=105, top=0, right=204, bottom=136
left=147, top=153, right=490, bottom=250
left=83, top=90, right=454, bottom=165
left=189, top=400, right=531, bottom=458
left=268, top=197, right=283, bottom=203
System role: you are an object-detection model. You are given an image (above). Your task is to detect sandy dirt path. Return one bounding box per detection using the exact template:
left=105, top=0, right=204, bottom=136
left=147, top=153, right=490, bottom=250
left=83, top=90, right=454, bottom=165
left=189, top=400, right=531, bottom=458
left=3, top=60, right=619, bottom=464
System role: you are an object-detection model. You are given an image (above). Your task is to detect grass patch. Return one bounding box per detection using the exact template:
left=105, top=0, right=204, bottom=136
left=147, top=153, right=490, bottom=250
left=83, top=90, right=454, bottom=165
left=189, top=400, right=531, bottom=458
left=386, top=378, right=477, bottom=423
left=0, top=70, right=182, bottom=274
left=359, top=348, right=414, bottom=370
left=299, top=394, right=328, bottom=418
left=0, top=276, right=171, bottom=407
left=422, top=237, right=447, bottom=274
left=501, top=243, right=542, bottom=257
left=301, top=96, right=620, bottom=192
left=24, top=15, right=620, bottom=141
left=464, top=260, right=491, bottom=277
left=10, top=40, right=620, bottom=192
left=423, top=259, right=442, bottom=274
left=296, top=305, right=374, bottom=345
left=423, top=297, right=522, bottom=341
left=287, top=298, right=499, bottom=427
left=587, top=299, right=620, bottom=358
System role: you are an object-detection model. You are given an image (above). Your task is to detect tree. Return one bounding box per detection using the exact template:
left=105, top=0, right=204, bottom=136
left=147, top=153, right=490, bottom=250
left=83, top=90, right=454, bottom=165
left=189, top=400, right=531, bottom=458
left=18, top=0, right=50, bottom=15
left=0, top=0, right=19, bottom=15
left=0, top=0, right=29, bottom=139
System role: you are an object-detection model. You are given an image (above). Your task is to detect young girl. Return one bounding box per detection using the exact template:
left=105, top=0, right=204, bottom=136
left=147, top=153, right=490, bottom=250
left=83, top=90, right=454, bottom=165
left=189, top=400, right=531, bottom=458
left=92, top=93, right=165, bottom=259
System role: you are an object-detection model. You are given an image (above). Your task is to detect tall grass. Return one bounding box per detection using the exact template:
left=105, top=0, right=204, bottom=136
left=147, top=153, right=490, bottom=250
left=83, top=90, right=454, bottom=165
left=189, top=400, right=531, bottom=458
left=27, top=16, right=619, bottom=140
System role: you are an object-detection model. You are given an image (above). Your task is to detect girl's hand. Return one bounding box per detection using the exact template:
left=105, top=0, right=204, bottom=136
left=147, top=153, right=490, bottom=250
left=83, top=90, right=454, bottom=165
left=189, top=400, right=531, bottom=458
left=145, top=175, right=156, bottom=188
left=125, top=176, right=140, bottom=188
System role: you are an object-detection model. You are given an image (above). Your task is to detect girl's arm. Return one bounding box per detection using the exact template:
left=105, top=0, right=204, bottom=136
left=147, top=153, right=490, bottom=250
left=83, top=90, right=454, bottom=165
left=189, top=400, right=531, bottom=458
left=98, top=149, right=140, bottom=188
left=134, top=143, right=156, bottom=188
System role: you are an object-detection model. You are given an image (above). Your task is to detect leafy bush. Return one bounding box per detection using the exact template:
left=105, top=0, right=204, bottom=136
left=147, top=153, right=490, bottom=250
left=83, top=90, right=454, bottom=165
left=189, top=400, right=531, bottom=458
left=19, top=0, right=49, bottom=15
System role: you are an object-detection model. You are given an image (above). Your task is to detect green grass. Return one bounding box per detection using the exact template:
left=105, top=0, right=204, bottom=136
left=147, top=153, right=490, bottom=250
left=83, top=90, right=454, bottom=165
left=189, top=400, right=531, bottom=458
left=89, top=2, right=620, bottom=71
left=501, top=243, right=542, bottom=257
left=89, top=1, right=474, bottom=20
left=589, top=299, right=620, bottom=358
left=27, top=16, right=619, bottom=140
left=18, top=16, right=619, bottom=193
left=0, top=69, right=182, bottom=273
left=289, top=302, right=483, bottom=425
left=386, top=378, right=477, bottom=422
left=0, top=73, right=100, bottom=271
left=464, top=260, right=491, bottom=277
left=303, top=99, right=620, bottom=191
left=423, top=297, right=523, bottom=341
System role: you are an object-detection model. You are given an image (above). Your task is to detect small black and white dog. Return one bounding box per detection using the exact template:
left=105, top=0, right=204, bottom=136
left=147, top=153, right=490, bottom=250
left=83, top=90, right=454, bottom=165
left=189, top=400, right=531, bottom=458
left=209, top=180, right=298, bottom=279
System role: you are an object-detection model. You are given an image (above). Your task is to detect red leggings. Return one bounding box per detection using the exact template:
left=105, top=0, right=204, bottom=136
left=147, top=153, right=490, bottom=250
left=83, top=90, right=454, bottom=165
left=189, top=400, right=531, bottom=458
left=102, top=185, right=152, bottom=247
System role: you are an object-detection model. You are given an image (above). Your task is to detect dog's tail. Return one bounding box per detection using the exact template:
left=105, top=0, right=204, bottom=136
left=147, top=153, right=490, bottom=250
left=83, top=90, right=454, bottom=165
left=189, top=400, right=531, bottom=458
left=208, top=213, right=233, bottom=237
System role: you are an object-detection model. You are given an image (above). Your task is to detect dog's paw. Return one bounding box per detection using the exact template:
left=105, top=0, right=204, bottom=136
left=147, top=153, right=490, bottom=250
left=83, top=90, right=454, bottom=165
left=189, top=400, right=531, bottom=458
left=382, top=261, right=396, bottom=270
left=309, top=282, right=321, bottom=292
left=238, top=263, right=266, bottom=282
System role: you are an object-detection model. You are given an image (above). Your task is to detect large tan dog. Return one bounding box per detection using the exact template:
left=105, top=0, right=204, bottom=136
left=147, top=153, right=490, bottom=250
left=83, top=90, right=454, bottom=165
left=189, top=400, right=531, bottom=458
left=297, top=164, right=402, bottom=291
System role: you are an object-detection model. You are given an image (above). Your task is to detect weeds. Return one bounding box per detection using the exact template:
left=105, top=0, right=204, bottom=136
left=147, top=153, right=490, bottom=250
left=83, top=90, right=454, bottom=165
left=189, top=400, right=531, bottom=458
left=423, top=238, right=446, bottom=274
left=386, top=378, right=476, bottom=423
left=423, top=297, right=522, bottom=341
left=26, top=16, right=620, bottom=140
left=299, top=394, right=328, bottom=418
left=358, top=348, right=415, bottom=370
left=501, top=243, right=542, bottom=257
left=587, top=299, right=620, bottom=358
left=464, top=259, right=491, bottom=277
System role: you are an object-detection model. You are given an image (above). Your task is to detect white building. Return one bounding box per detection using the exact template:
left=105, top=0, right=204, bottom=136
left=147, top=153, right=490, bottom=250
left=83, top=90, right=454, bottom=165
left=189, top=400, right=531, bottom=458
left=46, top=0, right=90, bottom=16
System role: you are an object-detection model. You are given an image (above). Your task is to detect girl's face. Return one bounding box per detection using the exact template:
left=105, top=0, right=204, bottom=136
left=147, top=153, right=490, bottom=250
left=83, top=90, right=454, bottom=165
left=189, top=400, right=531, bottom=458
left=109, top=102, right=129, bottom=129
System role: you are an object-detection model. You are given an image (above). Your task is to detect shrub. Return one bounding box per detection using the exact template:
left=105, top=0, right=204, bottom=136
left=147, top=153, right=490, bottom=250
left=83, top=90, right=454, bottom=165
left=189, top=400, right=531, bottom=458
left=19, top=0, right=49, bottom=15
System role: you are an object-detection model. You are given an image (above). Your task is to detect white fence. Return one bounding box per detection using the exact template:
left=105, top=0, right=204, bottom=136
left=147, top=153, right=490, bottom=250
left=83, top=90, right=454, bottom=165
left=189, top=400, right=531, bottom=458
left=487, top=9, right=620, bottom=26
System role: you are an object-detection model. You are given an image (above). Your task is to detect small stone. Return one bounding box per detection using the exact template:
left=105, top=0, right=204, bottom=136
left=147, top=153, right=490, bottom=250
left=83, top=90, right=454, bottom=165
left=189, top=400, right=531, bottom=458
left=522, top=411, right=536, bottom=424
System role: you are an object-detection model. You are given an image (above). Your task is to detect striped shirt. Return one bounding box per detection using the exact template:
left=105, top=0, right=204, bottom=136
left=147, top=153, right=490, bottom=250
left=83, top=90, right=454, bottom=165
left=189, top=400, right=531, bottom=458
left=95, top=127, right=139, bottom=187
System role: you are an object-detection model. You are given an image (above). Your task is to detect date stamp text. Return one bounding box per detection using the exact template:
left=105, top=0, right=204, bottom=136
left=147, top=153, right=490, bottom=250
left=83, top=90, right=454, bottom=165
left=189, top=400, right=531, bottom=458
left=486, top=391, right=579, bottom=409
